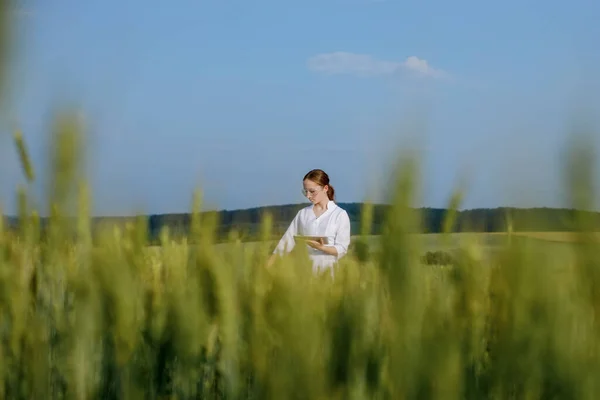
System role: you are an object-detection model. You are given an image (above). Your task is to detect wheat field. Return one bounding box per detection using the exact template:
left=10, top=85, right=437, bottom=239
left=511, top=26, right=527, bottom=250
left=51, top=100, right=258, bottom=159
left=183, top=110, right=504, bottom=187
left=2, top=122, right=600, bottom=399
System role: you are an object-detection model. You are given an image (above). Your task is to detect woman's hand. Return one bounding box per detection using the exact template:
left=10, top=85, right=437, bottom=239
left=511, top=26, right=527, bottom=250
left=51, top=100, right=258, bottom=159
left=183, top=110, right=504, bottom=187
left=306, top=238, right=325, bottom=251
left=266, top=254, right=277, bottom=268
left=306, top=238, right=339, bottom=257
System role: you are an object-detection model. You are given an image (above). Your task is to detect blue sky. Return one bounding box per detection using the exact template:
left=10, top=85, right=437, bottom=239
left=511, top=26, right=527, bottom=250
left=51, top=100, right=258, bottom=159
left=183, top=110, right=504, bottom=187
left=1, top=0, right=599, bottom=215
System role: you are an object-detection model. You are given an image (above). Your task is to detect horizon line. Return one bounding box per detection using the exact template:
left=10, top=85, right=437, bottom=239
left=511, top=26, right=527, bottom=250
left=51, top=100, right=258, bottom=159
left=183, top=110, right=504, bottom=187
left=2, top=203, right=596, bottom=220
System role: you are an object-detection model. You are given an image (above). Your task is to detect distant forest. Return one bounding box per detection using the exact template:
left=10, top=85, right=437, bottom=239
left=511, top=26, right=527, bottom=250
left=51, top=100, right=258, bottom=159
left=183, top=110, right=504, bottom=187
left=5, top=203, right=599, bottom=243
left=143, top=203, right=600, bottom=242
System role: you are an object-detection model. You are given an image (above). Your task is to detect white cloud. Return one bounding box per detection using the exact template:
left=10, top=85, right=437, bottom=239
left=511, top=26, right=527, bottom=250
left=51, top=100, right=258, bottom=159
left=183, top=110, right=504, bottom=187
left=307, top=52, right=448, bottom=79
left=402, top=56, right=446, bottom=78
left=306, top=52, right=398, bottom=77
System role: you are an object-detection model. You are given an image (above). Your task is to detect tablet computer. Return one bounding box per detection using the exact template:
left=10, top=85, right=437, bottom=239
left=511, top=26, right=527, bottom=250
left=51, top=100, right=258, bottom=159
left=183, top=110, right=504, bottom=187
left=294, top=235, right=330, bottom=245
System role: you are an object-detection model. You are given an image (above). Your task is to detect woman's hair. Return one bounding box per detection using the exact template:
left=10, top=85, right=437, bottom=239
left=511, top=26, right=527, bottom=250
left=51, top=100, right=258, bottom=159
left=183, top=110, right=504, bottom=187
left=303, top=169, right=335, bottom=201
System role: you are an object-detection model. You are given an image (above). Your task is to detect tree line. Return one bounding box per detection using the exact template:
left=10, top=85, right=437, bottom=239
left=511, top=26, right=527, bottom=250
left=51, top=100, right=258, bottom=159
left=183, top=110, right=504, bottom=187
left=4, top=203, right=599, bottom=244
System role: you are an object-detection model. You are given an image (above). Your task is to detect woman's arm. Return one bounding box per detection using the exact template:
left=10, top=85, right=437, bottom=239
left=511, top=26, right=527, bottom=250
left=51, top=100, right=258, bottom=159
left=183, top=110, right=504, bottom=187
left=266, top=253, right=278, bottom=268
left=306, top=239, right=338, bottom=256
left=267, top=212, right=300, bottom=267
left=306, top=211, right=351, bottom=259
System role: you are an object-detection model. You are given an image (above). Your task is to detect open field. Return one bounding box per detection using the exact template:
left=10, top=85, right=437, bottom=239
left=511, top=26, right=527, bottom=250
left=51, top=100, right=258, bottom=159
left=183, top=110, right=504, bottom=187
left=511, top=231, right=600, bottom=243
left=4, top=124, right=600, bottom=398
left=4, top=127, right=600, bottom=398
left=212, top=231, right=587, bottom=261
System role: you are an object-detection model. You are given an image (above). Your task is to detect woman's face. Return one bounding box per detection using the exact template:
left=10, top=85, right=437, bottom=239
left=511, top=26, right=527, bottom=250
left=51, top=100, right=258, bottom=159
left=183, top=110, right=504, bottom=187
left=302, top=179, right=327, bottom=203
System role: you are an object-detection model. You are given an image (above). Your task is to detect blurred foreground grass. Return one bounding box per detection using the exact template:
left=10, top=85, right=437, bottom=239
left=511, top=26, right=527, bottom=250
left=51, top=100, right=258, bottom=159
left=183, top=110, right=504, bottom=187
left=1, top=118, right=600, bottom=400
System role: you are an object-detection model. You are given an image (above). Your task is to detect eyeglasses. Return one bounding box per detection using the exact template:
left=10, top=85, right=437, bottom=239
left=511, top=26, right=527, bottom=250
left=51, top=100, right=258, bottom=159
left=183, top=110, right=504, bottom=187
left=302, top=186, right=322, bottom=197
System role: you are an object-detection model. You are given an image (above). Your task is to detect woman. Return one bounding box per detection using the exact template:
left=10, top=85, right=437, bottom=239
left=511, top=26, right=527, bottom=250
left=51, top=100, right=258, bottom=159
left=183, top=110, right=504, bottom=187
left=268, top=169, right=351, bottom=274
